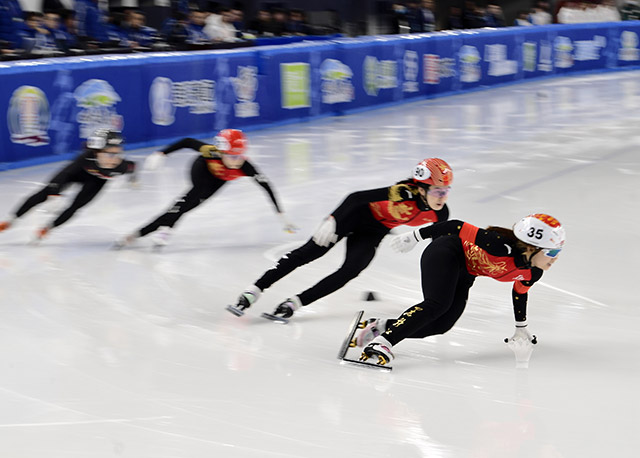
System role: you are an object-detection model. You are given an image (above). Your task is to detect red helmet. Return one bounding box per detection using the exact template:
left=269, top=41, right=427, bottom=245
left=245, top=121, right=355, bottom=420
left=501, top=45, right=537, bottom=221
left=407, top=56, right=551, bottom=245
left=214, top=129, right=248, bottom=156
left=413, top=158, right=453, bottom=186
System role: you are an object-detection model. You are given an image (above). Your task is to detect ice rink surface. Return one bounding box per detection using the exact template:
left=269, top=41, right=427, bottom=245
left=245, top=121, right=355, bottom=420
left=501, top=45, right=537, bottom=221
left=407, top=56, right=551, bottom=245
left=1, top=70, right=639, bottom=458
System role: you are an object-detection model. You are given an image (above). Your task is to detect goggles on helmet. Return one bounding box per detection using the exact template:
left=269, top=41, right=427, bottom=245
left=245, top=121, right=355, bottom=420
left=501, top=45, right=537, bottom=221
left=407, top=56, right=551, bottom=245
left=426, top=186, right=451, bottom=198
left=542, top=248, right=562, bottom=258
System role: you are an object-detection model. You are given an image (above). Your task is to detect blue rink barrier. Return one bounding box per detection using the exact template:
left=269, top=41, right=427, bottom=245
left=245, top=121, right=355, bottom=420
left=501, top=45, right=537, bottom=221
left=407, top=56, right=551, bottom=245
left=2, top=22, right=640, bottom=169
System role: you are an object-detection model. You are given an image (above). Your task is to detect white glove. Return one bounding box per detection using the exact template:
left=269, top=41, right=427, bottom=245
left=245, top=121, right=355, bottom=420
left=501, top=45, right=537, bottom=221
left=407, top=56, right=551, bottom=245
left=278, top=213, right=298, bottom=234
left=504, top=323, right=537, bottom=345
left=312, top=216, right=338, bottom=247
left=144, top=151, right=166, bottom=171
left=505, top=323, right=536, bottom=368
left=389, top=229, right=424, bottom=253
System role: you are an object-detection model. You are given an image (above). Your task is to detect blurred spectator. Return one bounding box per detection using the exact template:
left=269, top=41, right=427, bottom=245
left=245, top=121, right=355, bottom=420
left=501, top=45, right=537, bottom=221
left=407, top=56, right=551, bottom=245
left=127, top=10, right=158, bottom=47
left=106, top=11, right=132, bottom=48
left=597, top=0, right=622, bottom=21
left=406, top=0, right=425, bottom=33
left=514, top=10, right=534, bottom=26
left=164, top=10, right=189, bottom=46
left=0, top=0, right=26, bottom=49
left=270, top=8, right=288, bottom=36
left=484, top=3, right=505, bottom=27
left=462, top=1, right=485, bottom=28
left=621, top=0, right=640, bottom=20
left=58, top=9, right=80, bottom=50
left=20, top=11, right=63, bottom=55
left=448, top=6, right=464, bottom=29
left=230, top=7, right=245, bottom=33
left=391, top=3, right=408, bottom=34
left=287, top=8, right=311, bottom=35
left=186, top=9, right=210, bottom=44
left=204, top=7, right=238, bottom=41
left=75, top=0, right=109, bottom=44
left=43, top=10, right=75, bottom=52
left=420, top=0, right=436, bottom=32
left=247, top=8, right=276, bottom=36
left=529, top=1, right=553, bottom=25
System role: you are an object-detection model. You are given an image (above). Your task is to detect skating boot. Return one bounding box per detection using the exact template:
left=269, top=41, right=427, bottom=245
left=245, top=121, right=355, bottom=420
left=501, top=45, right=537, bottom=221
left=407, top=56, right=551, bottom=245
left=0, top=221, right=11, bottom=232
left=112, top=233, right=138, bottom=250
left=360, top=336, right=394, bottom=366
left=226, top=285, right=262, bottom=317
left=351, top=318, right=384, bottom=348
left=261, top=296, right=302, bottom=324
left=151, top=226, right=172, bottom=248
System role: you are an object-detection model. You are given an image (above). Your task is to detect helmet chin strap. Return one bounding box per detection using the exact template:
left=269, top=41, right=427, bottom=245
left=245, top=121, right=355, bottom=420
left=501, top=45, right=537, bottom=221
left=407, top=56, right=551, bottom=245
left=417, top=187, right=431, bottom=211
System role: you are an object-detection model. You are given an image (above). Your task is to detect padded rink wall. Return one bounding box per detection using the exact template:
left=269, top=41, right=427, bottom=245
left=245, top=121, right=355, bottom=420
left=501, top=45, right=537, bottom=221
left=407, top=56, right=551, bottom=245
left=2, top=22, right=640, bottom=169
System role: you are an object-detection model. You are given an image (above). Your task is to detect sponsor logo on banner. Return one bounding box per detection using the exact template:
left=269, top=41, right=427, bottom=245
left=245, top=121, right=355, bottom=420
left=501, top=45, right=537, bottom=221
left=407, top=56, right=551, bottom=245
left=523, top=42, right=537, bottom=72
left=149, top=77, right=175, bottom=126
left=538, top=40, right=553, bottom=72
left=74, top=79, right=123, bottom=138
left=485, top=44, right=517, bottom=77
left=320, top=58, right=354, bottom=104
left=281, top=62, right=310, bottom=109
left=423, top=54, right=456, bottom=84
left=230, top=65, right=260, bottom=118
left=363, top=55, right=397, bottom=96
left=403, top=50, right=419, bottom=93
left=459, top=45, right=481, bottom=83
left=619, top=31, right=639, bottom=61
left=7, top=86, right=50, bottom=146
left=574, top=36, right=606, bottom=61
left=149, top=77, right=216, bottom=126
left=554, top=36, right=574, bottom=68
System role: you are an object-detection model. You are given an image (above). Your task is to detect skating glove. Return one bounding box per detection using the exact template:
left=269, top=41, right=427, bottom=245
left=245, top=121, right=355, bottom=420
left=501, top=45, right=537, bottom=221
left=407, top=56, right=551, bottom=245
left=278, top=213, right=298, bottom=234
left=389, top=229, right=424, bottom=253
left=144, top=151, right=166, bottom=171
left=504, top=322, right=537, bottom=344
left=312, top=216, right=337, bottom=247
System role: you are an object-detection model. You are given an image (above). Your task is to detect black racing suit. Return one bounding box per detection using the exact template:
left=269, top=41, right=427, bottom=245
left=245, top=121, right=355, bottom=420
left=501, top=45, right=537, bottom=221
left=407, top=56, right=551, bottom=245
left=381, top=220, right=543, bottom=346
left=135, top=138, right=282, bottom=237
left=255, top=183, right=449, bottom=306
left=13, top=149, right=135, bottom=228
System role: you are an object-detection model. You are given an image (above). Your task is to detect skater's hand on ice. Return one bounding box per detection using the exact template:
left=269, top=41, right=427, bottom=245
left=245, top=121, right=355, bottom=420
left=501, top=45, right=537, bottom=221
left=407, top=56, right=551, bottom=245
left=504, top=324, right=537, bottom=345
left=144, top=151, right=166, bottom=171
left=279, top=213, right=298, bottom=234
left=313, top=216, right=337, bottom=247
left=390, top=230, right=422, bottom=253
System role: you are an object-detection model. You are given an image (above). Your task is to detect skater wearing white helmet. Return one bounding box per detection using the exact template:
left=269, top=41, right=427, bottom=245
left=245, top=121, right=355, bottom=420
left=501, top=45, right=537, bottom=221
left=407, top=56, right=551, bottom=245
left=354, top=213, right=566, bottom=367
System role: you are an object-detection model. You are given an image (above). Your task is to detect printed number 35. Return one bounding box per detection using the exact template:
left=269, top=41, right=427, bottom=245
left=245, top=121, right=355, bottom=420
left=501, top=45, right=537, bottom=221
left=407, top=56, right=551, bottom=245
left=527, top=228, right=543, bottom=239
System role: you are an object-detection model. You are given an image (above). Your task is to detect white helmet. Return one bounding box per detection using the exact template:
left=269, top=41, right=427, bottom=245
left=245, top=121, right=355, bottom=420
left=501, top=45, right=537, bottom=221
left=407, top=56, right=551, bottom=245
left=513, top=214, right=566, bottom=249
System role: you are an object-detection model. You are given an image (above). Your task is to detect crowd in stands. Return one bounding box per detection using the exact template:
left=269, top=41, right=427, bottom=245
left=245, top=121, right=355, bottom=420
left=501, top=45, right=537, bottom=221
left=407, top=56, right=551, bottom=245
left=1, top=1, right=639, bottom=61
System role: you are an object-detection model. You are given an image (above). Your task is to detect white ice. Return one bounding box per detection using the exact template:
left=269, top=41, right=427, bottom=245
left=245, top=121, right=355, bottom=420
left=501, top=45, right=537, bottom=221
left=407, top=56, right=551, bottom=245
left=1, top=70, right=639, bottom=458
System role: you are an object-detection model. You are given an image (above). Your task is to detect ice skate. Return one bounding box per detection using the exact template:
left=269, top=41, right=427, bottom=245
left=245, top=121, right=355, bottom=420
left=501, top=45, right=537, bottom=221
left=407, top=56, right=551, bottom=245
left=112, top=233, right=137, bottom=250
left=352, top=318, right=383, bottom=348
left=360, top=337, right=394, bottom=367
left=151, top=226, right=172, bottom=248
left=261, top=296, right=301, bottom=324
left=0, top=221, right=11, bottom=232
left=30, top=227, right=50, bottom=245
left=226, top=285, right=261, bottom=317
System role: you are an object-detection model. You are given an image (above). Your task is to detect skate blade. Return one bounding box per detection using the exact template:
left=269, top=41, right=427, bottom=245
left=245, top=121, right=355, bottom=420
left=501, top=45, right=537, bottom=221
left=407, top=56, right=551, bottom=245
left=261, top=312, right=289, bottom=324
left=340, top=357, right=392, bottom=371
left=226, top=305, right=245, bottom=317
left=337, top=310, right=364, bottom=360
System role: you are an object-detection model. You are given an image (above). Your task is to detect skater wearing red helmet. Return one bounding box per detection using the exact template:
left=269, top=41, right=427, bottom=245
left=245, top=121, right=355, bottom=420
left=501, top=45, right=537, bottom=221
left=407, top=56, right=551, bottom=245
left=116, top=129, right=295, bottom=248
left=227, top=158, right=454, bottom=323
left=352, top=213, right=566, bottom=367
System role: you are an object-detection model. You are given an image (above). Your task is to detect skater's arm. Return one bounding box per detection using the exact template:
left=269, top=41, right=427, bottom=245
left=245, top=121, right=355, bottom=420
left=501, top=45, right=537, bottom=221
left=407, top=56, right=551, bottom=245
left=160, top=138, right=218, bottom=157
left=416, top=220, right=513, bottom=256
left=511, top=268, right=543, bottom=323
left=243, top=162, right=282, bottom=213
left=331, top=187, right=391, bottom=221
